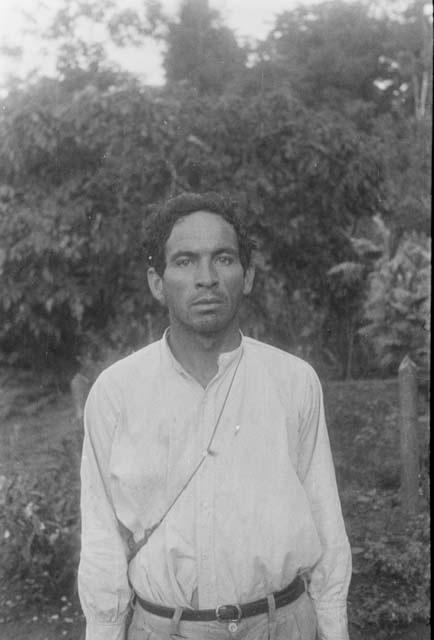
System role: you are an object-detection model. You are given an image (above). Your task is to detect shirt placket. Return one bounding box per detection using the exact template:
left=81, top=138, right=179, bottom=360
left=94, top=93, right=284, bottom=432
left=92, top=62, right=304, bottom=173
left=195, top=387, right=218, bottom=608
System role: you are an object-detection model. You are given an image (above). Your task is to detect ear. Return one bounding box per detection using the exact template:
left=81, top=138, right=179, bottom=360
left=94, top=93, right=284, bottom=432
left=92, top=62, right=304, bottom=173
left=147, top=268, right=166, bottom=305
left=243, top=264, right=255, bottom=295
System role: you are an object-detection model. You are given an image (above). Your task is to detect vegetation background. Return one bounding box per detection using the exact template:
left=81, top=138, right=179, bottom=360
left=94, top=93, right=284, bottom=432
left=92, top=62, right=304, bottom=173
left=0, top=0, right=431, bottom=638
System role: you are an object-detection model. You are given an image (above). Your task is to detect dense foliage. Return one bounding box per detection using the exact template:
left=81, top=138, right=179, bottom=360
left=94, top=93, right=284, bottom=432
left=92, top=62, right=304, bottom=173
left=0, top=76, right=386, bottom=371
left=0, top=437, right=80, bottom=600
left=0, top=0, right=431, bottom=379
left=358, top=510, right=430, bottom=627
left=362, top=234, right=430, bottom=374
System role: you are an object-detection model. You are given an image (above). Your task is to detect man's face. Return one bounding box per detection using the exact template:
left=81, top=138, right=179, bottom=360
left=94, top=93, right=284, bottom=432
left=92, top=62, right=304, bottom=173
left=148, top=210, right=254, bottom=336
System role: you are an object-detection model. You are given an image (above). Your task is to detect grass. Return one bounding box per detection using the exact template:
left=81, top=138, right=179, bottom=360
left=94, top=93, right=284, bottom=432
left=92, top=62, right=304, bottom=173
left=323, top=379, right=430, bottom=637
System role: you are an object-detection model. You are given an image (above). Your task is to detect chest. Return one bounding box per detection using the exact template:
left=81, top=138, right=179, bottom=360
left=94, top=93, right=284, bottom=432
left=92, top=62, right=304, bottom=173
left=110, top=370, right=301, bottom=497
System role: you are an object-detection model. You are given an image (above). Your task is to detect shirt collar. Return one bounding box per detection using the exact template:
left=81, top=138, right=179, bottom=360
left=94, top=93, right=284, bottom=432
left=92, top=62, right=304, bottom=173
left=160, top=328, right=244, bottom=381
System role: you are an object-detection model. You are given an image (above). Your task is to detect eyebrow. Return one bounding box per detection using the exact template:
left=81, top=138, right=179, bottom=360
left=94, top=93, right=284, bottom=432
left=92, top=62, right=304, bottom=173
left=168, top=247, right=239, bottom=261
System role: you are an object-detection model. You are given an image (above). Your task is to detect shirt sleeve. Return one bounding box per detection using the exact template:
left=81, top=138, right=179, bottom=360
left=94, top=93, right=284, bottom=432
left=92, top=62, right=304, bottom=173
left=78, top=373, right=132, bottom=640
left=297, top=367, right=352, bottom=640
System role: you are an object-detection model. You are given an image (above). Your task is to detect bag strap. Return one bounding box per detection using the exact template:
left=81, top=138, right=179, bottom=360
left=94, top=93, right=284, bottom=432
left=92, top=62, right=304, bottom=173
left=121, top=351, right=243, bottom=563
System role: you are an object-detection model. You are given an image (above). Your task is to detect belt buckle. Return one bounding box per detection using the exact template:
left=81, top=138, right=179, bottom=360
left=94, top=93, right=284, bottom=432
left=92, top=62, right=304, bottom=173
left=215, top=603, right=242, bottom=623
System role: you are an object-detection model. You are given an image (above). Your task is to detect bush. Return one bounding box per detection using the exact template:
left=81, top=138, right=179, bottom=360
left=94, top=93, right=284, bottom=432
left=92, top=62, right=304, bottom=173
left=361, top=234, right=430, bottom=376
left=352, top=509, right=431, bottom=628
left=0, top=436, right=80, bottom=603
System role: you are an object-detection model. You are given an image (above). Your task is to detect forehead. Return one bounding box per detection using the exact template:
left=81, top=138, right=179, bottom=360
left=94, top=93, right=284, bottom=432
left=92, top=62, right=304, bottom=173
left=165, top=210, right=239, bottom=254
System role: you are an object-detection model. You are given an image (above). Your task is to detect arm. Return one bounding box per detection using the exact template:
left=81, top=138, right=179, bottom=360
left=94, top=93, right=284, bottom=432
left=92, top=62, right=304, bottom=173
left=78, top=374, right=132, bottom=640
left=297, top=368, right=352, bottom=640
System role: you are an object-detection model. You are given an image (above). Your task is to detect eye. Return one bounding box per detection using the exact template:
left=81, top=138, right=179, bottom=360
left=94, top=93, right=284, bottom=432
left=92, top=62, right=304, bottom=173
left=216, top=254, right=234, bottom=265
left=175, top=257, right=192, bottom=267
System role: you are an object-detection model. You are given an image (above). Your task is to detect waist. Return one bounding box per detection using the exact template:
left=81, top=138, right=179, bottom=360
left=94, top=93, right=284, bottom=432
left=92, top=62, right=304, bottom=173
left=135, top=575, right=305, bottom=622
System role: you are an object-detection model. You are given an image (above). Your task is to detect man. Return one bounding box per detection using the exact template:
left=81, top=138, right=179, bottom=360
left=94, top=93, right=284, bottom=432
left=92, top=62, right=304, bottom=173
left=78, top=192, right=352, bottom=640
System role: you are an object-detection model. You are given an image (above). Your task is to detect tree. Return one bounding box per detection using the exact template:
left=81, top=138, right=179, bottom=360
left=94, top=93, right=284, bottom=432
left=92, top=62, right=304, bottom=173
left=325, top=261, right=367, bottom=379
left=163, top=0, right=247, bottom=93
left=251, top=0, right=432, bottom=124
left=2, top=0, right=414, bottom=378
left=373, top=112, right=431, bottom=256
left=0, top=72, right=387, bottom=372
left=255, top=1, right=387, bottom=112
left=1, top=0, right=165, bottom=83
left=379, top=0, right=432, bottom=121
left=0, top=71, right=173, bottom=365
left=22, top=0, right=247, bottom=94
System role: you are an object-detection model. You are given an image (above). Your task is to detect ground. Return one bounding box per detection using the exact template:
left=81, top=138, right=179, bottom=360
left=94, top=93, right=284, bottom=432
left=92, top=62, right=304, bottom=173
left=0, top=367, right=430, bottom=639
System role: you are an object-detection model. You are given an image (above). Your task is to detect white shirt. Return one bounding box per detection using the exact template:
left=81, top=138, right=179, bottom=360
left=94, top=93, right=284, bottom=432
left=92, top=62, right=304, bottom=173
left=78, top=333, right=352, bottom=640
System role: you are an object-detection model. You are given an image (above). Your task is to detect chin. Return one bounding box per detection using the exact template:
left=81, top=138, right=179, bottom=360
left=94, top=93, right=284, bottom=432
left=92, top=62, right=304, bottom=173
left=194, top=320, right=227, bottom=335
left=190, top=314, right=233, bottom=335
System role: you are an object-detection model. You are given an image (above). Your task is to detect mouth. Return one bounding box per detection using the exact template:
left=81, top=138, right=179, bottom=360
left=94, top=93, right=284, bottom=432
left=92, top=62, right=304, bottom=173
left=192, top=297, right=223, bottom=307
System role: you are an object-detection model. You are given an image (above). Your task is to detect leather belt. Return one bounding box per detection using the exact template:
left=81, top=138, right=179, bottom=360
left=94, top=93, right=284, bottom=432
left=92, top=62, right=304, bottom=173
left=135, top=575, right=305, bottom=622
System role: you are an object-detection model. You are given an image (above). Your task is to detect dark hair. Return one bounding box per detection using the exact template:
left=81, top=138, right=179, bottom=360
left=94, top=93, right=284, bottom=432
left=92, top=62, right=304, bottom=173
left=144, top=191, right=256, bottom=275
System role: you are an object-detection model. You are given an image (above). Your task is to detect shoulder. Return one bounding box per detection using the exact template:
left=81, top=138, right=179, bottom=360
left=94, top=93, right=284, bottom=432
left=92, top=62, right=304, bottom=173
left=89, top=339, right=162, bottom=402
left=242, top=337, right=323, bottom=407
left=84, top=340, right=163, bottom=431
left=101, top=340, right=161, bottom=382
left=243, top=336, right=317, bottom=378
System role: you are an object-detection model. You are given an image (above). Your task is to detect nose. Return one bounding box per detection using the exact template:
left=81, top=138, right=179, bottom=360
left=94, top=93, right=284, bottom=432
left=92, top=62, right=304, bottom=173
left=195, top=259, right=218, bottom=288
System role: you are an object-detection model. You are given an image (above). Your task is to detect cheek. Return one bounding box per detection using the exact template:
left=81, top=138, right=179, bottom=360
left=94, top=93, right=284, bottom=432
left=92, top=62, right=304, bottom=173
left=163, top=278, right=191, bottom=306
left=224, top=272, right=247, bottom=298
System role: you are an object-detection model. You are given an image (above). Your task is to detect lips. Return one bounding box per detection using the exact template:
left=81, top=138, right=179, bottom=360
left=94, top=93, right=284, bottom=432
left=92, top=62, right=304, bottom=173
left=192, top=297, right=223, bottom=306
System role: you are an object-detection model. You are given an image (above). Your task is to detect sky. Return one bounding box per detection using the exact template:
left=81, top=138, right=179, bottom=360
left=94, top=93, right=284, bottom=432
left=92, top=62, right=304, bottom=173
left=0, top=0, right=315, bottom=88
left=0, top=0, right=422, bottom=90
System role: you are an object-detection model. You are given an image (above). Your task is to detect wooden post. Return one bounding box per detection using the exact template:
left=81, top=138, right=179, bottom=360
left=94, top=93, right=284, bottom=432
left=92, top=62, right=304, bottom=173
left=398, top=356, right=420, bottom=515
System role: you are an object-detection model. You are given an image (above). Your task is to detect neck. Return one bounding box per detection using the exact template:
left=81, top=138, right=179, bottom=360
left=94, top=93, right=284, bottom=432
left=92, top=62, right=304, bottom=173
left=167, top=321, right=241, bottom=387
